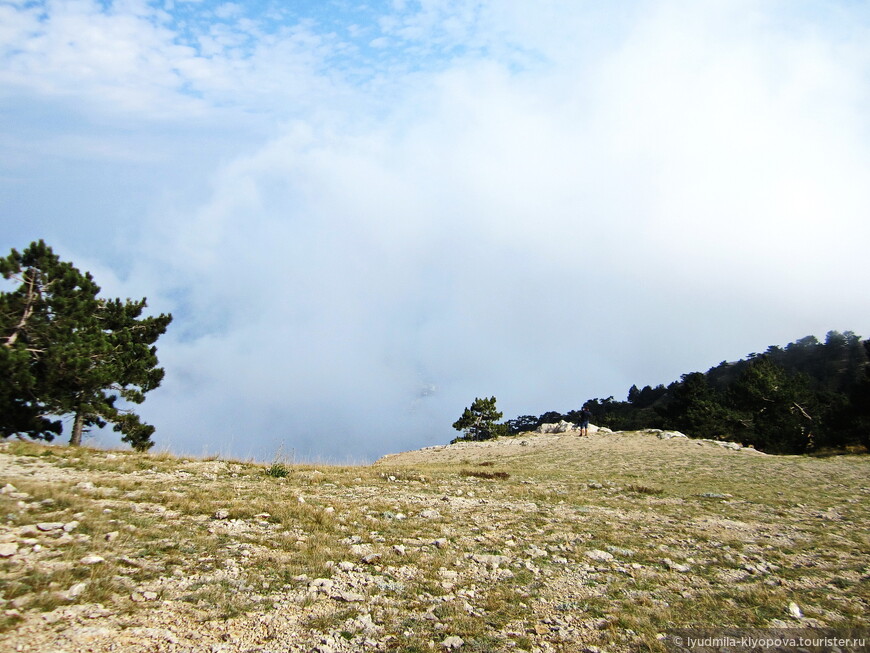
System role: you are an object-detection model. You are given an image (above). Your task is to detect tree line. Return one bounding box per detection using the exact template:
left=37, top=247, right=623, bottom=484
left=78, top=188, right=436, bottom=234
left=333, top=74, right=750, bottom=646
left=453, top=331, right=870, bottom=454
left=1, top=241, right=172, bottom=451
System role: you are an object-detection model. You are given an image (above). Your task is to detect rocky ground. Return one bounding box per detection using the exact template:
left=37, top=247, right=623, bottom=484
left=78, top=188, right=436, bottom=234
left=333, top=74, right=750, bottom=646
left=0, top=431, right=868, bottom=652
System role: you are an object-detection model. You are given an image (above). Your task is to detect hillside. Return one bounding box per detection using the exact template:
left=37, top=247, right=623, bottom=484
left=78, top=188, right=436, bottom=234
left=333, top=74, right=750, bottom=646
left=0, top=432, right=868, bottom=653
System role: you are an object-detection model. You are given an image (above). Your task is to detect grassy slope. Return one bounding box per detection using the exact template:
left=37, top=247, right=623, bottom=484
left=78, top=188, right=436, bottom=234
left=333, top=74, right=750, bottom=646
left=0, top=432, right=868, bottom=652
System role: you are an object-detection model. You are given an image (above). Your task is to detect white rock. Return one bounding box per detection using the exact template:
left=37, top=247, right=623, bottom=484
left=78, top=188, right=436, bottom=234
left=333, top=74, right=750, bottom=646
left=585, top=550, right=614, bottom=562
left=0, top=542, right=18, bottom=557
left=63, top=521, right=80, bottom=532
left=65, top=582, right=88, bottom=599
left=788, top=602, right=803, bottom=619
left=80, top=554, right=105, bottom=565
left=354, top=613, right=378, bottom=633
left=536, top=420, right=578, bottom=434
left=441, top=636, right=464, bottom=649
left=419, top=509, right=441, bottom=519
left=663, top=558, right=691, bottom=573
left=308, top=578, right=334, bottom=593
left=36, top=522, right=65, bottom=532
left=1, top=484, right=17, bottom=494
left=472, top=554, right=511, bottom=568
left=105, top=531, right=119, bottom=542
left=213, top=509, right=230, bottom=520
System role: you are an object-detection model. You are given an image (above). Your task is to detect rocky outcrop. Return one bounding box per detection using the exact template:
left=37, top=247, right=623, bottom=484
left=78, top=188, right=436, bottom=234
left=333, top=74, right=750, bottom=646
left=536, top=421, right=613, bottom=435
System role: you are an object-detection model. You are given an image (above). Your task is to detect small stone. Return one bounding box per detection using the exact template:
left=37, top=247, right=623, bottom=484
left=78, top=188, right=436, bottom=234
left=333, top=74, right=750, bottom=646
left=419, top=509, right=441, bottom=519
left=80, top=554, right=105, bottom=565
left=36, top=522, right=65, bottom=532
left=393, top=545, right=406, bottom=556
left=361, top=553, right=382, bottom=564
left=11, top=595, right=29, bottom=608
left=63, top=521, right=80, bottom=532
left=334, top=591, right=365, bottom=602
left=308, top=578, right=334, bottom=593
left=0, top=543, right=18, bottom=558
left=213, top=509, right=230, bottom=520
left=663, top=558, right=691, bottom=573
left=585, top=550, right=614, bottom=562
left=105, top=531, right=119, bottom=542
left=65, top=582, right=88, bottom=600
left=788, top=602, right=803, bottom=619
left=433, top=538, right=449, bottom=549
left=441, top=636, right=464, bottom=650
left=606, top=546, right=635, bottom=557
left=1, top=484, right=17, bottom=494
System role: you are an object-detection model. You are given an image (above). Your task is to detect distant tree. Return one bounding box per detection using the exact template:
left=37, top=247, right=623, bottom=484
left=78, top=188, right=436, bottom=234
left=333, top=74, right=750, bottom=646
left=505, top=415, right=538, bottom=435
left=0, top=241, right=172, bottom=451
left=845, top=340, right=870, bottom=449
left=727, top=357, right=815, bottom=453
left=657, top=373, right=734, bottom=438
left=537, top=410, right=564, bottom=425
left=452, top=396, right=504, bottom=442
left=628, top=384, right=668, bottom=409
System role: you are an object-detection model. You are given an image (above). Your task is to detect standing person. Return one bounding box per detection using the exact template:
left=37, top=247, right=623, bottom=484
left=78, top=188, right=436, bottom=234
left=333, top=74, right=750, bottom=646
left=579, top=405, right=592, bottom=437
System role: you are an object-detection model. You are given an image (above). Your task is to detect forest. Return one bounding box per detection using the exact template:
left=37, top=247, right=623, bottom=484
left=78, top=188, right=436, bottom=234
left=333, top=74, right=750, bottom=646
left=503, top=331, right=870, bottom=454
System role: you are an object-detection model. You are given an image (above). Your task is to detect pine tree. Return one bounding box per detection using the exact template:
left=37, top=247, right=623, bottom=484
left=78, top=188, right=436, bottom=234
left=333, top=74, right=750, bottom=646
left=727, top=356, right=815, bottom=452
left=0, top=241, right=172, bottom=450
left=452, top=396, right=504, bottom=442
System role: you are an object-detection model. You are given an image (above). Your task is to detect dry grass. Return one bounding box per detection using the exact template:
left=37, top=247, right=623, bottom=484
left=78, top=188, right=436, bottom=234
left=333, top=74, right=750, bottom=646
left=0, top=433, right=868, bottom=652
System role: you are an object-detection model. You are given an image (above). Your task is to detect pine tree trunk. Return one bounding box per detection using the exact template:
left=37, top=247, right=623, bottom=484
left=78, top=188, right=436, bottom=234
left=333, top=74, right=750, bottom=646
left=70, top=411, right=85, bottom=447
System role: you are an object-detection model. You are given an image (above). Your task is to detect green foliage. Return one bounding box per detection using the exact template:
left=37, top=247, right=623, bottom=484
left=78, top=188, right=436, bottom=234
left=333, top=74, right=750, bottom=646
left=0, top=240, right=172, bottom=451
left=266, top=463, right=289, bottom=478
left=452, top=396, right=504, bottom=442
left=726, top=357, right=816, bottom=453
left=504, top=331, right=870, bottom=454
left=504, top=415, right=538, bottom=435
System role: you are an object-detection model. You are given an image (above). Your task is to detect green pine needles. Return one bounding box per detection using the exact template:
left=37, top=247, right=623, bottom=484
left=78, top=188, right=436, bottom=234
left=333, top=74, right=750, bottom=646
left=452, top=396, right=508, bottom=443
left=0, top=240, right=172, bottom=451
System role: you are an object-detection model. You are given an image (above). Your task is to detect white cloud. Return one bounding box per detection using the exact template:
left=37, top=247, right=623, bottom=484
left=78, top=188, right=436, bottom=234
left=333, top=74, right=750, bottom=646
left=4, top=0, right=870, bottom=459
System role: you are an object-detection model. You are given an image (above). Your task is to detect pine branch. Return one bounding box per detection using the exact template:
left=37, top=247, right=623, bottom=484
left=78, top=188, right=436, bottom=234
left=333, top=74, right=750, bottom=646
left=3, top=269, right=39, bottom=348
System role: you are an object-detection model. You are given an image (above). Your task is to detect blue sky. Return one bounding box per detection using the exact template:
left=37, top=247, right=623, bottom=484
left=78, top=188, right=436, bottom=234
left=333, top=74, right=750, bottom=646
left=2, top=0, right=869, bottom=461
